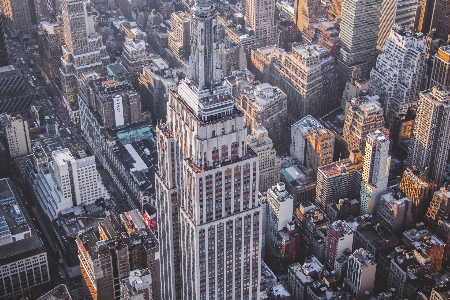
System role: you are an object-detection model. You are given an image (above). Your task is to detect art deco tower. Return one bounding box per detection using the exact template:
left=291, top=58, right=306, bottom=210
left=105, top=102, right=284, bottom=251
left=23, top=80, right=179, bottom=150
left=60, top=0, right=109, bottom=115
left=156, top=0, right=262, bottom=299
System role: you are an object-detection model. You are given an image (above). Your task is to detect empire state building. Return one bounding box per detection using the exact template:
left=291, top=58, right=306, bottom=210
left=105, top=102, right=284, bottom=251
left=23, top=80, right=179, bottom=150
left=155, top=0, right=262, bottom=299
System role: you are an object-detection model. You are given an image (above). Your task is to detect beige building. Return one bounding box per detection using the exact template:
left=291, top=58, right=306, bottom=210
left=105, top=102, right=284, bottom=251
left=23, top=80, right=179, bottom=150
left=245, top=0, right=277, bottom=48
left=294, top=0, right=327, bottom=32
left=291, top=115, right=335, bottom=176
left=236, top=82, right=289, bottom=153
left=168, top=11, right=191, bottom=63
left=0, top=113, right=31, bottom=158
left=247, top=126, right=281, bottom=193
left=250, top=44, right=337, bottom=122
left=342, top=98, right=384, bottom=155
left=1, top=0, right=33, bottom=37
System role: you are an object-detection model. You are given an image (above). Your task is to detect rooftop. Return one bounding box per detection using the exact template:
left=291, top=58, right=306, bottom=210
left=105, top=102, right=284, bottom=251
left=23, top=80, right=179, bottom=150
left=240, top=83, right=285, bottom=109
left=351, top=248, right=375, bottom=268
left=38, top=284, right=72, bottom=300
left=0, top=179, right=29, bottom=237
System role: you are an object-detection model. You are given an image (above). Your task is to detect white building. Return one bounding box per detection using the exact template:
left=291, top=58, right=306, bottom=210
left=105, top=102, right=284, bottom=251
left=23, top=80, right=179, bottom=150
left=0, top=113, right=31, bottom=158
left=156, top=0, right=262, bottom=299
left=35, top=148, right=109, bottom=220
left=360, top=130, right=390, bottom=215
left=345, top=248, right=377, bottom=300
left=370, top=27, right=427, bottom=124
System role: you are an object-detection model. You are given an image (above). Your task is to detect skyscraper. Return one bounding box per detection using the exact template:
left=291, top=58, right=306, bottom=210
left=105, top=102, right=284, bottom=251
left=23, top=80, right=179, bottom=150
left=370, top=27, right=427, bottom=124
left=60, top=0, right=109, bottom=119
left=430, top=45, right=450, bottom=90
left=377, top=0, right=397, bottom=50
left=407, top=87, right=450, bottom=185
left=360, top=130, right=390, bottom=215
left=1, top=0, right=34, bottom=36
left=336, top=0, right=382, bottom=95
left=156, top=0, right=262, bottom=299
left=417, top=0, right=450, bottom=40
left=245, top=0, right=277, bottom=48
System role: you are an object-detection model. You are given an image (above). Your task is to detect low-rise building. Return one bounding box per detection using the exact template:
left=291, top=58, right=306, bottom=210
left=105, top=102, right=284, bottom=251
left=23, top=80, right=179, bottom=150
left=280, top=156, right=316, bottom=209
left=287, top=256, right=324, bottom=300
left=294, top=201, right=329, bottom=264
left=326, top=198, right=360, bottom=222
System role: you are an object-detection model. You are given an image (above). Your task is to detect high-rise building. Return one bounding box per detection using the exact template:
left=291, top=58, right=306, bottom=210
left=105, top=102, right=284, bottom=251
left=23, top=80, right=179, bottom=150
left=336, top=0, right=382, bottom=95
left=290, top=115, right=335, bottom=176
left=34, top=148, right=109, bottom=220
left=168, top=11, right=191, bottom=64
left=60, top=0, right=110, bottom=120
left=377, top=0, right=398, bottom=50
left=294, top=0, right=327, bottom=32
left=407, top=87, right=450, bottom=185
left=430, top=45, right=450, bottom=91
left=370, top=27, right=427, bottom=124
left=279, top=44, right=337, bottom=121
left=79, top=71, right=142, bottom=128
left=156, top=0, right=262, bottom=299
left=1, top=0, right=34, bottom=36
left=236, top=82, right=289, bottom=153
left=360, top=130, right=390, bottom=215
left=417, top=0, right=435, bottom=34
left=375, top=192, right=414, bottom=237
left=342, top=98, right=384, bottom=155
left=76, top=228, right=116, bottom=300
left=395, top=0, right=419, bottom=28
left=430, top=0, right=450, bottom=40
left=315, top=149, right=363, bottom=210
left=121, top=38, right=150, bottom=89
left=325, top=220, right=353, bottom=270
left=425, top=184, right=450, bottom=266
left=38, top=20, right=64, bottom=84
left=344, top=249, right=377, bottom=300
left=0, top=113, right=31, bottom=158
left=245, top=0, right=277, bottom=48
left=287, top=257, right=324, bottom=300
left=265, top=182, right=294, bottom=274
left=0, top=16, right=8, bottom=67
left=399, top=167, right=437, bottom=223
left=247, top=126, right=281, bottom=193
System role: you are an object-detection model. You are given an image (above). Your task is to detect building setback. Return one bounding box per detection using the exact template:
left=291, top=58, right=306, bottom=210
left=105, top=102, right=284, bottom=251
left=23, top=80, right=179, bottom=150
left=370, top=27, right=427, bottom=125
left=156, top=1, right=262, bottom=299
